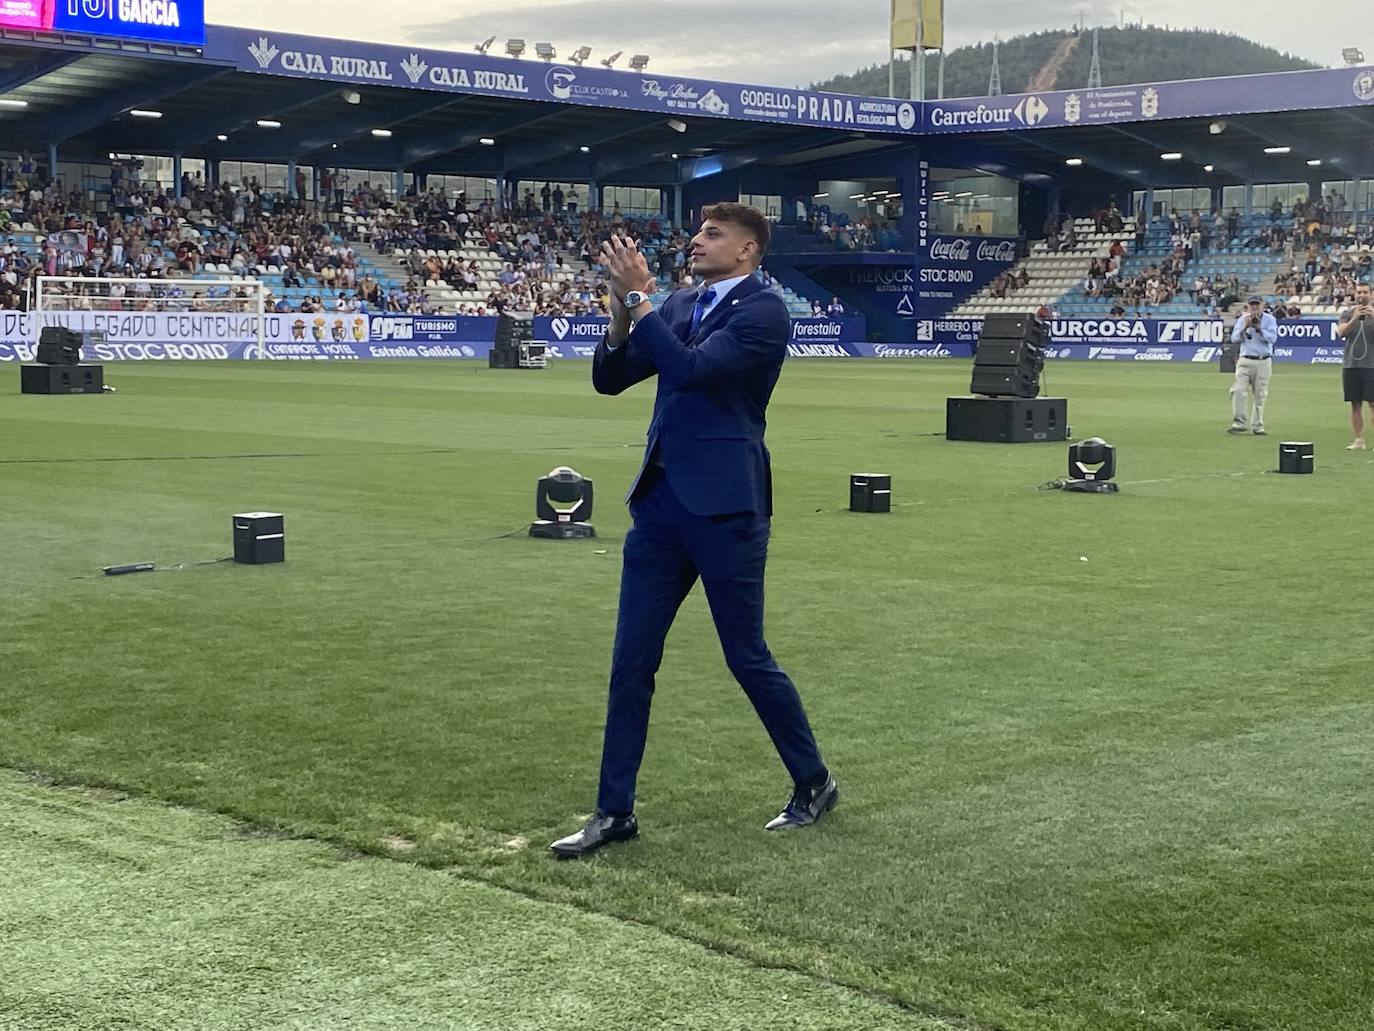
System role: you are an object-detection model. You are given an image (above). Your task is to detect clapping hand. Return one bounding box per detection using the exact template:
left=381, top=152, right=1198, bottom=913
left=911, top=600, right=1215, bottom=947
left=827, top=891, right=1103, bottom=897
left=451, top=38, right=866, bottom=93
left=599, top=234, right=655, bottom=302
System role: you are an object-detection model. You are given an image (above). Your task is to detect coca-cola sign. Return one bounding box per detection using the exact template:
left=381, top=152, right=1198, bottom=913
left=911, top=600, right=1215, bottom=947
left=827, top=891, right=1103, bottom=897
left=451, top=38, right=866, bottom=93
left=926, top=236, right=1018, bottom=266
left=976, top=240, right=1017, bottom=262
left=929, top=238, right=971, bottom=261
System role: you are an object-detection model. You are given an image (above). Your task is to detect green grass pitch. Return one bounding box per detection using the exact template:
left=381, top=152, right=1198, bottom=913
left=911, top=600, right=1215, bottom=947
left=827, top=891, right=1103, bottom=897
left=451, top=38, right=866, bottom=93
left=1, top=359, right=1371, bottom=1031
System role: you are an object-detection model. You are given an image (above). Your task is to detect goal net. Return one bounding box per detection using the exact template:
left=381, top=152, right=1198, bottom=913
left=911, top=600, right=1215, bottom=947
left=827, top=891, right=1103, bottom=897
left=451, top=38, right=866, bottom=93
left=34, top=275, right=268, bottom=315
left=32, top=275, right=268, bottom=355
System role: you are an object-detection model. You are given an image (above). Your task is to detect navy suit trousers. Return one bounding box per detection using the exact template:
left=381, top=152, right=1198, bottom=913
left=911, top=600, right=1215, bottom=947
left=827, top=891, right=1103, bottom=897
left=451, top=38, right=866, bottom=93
left=596, top=470, right=825, bottom=814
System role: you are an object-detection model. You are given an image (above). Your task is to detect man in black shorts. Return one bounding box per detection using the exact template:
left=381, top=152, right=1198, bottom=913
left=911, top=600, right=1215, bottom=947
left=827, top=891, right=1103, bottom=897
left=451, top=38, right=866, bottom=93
left=1336, top=282, right=1374, bottom=450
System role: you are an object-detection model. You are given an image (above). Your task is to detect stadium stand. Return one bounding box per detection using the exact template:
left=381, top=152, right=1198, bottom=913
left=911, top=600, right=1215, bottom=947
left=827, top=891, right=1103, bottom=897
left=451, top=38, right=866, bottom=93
left=952, top=202, right=1373, bottom=321
left=1, top=168, right=817, bottom=318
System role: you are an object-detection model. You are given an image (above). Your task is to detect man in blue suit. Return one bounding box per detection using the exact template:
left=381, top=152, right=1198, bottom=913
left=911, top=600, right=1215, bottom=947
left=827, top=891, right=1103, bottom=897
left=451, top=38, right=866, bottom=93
left=551, top=203, right=836, bottom=859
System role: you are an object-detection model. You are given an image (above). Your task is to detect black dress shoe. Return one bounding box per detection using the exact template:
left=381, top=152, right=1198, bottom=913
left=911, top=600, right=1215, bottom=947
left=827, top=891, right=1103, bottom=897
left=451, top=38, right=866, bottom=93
left=765, top=774, right=839, bottom=831
left=550, top=811, right=639, bottom=859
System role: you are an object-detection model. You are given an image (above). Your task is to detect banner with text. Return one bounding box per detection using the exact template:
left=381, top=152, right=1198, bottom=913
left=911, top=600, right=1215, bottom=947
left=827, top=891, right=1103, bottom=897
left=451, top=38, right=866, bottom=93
left=205, top=27, right=919, bottom=135
left=923, top=67, right=1374, bottom=133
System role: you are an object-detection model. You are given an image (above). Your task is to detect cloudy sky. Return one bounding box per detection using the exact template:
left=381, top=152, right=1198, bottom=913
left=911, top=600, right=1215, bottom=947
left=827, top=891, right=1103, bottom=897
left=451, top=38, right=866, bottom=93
left=207, top=1, right=1345, bottom=88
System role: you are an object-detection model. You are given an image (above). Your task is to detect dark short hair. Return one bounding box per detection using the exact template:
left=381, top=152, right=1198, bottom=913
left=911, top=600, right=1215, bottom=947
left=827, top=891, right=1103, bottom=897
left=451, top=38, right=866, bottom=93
left=701, top=202, right=770, bottom=261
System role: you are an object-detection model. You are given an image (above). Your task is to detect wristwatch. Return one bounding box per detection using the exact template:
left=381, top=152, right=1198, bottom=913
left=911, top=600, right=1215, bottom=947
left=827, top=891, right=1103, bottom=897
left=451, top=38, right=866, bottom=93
left=624, top=290, right=649, bottom=309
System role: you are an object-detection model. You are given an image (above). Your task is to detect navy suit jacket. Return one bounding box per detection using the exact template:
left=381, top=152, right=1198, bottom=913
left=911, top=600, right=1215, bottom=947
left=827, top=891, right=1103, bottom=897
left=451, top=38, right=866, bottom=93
left=592, top=276, right=790, bottom=516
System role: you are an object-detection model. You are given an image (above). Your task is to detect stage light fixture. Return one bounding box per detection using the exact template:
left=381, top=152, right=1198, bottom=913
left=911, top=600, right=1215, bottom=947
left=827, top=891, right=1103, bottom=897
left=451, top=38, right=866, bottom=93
left=535, top=43, right=556, bottom=61
left=505, top=38, right=526, bottom=58
left=601, top=50, right=623, bottom=68
left=630, top=54, right=650, bottom=71
left=530, top=467, right=597, bottom=539
left=1064, top=437, right=1119, bottom=493
left=570, top=46, right=592, bottom=65
left=475, top=36, right=496, bottom=54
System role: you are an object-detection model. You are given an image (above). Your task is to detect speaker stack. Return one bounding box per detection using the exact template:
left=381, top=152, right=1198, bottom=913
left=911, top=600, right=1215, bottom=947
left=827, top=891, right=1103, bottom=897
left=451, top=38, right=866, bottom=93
left=969, top=314, right=1045, bottom=398
left=489, top=314, right=546, bottom=369
left=946, top=313, right=1068, bottom=443
left=21, top=326, right=104, bottom=395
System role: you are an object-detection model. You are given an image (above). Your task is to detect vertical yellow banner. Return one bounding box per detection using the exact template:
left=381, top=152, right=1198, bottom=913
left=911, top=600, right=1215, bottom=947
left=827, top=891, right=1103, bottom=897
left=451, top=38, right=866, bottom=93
left=892, top=0, right=943, bottom=51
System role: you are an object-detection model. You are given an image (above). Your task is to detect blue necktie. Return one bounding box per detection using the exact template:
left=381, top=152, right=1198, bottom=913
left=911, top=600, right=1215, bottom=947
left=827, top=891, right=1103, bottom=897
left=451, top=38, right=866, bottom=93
left=690, top=287, right=717, bottom=332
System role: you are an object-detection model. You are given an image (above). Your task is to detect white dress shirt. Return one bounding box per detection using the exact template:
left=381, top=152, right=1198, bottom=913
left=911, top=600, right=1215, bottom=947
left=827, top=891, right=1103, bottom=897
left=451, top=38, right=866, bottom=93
left=693, top=273, right=751, bottom=325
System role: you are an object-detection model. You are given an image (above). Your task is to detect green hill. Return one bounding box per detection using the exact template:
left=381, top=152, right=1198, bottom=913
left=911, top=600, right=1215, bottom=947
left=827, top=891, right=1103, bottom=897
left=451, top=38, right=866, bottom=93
left=812, top=25, right=1321, bottom=100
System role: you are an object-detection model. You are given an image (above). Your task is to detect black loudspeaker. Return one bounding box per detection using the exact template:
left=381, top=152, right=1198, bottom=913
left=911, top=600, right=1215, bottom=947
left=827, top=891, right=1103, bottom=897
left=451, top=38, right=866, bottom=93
left=972, top=313, right=1045, bottom=398
left=1278, top=441, right=1314, bottom=474
left=37, top=325, right=82, bottom=365
left=979, top=313, right=1046, bottom=348
left=233, top=512, right=285, bottom=564
left=21, top=364, right=104, bottom=394
left=490, top=314, right=544, bottom=368
left=849, top=473, right=891, bottom=512
left=970, top=365, right=1041, bottom=398
left=946, top=396, right=1069, bottom=443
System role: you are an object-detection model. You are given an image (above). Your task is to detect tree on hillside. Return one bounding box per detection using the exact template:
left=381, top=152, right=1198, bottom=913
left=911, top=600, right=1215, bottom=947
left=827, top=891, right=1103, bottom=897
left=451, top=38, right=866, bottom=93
left=811, top=26, right=1320, bottom=100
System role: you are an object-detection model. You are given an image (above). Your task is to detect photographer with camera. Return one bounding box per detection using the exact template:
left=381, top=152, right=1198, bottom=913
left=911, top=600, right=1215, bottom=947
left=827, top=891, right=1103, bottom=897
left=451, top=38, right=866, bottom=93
left=1335, top=281, right=1374, bottom=450
left=1228, top=294, right=1278, bottom=436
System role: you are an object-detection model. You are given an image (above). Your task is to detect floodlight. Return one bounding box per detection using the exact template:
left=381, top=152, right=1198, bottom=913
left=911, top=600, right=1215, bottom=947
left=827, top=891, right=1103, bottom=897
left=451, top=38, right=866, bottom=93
left=1342, top=47, right=1364, bottom=65
left=667, top=118, right=688, bottom=133
left=475, top=36, right=496, bottom=54
left=506, top=38, right=526, bottom=58
left=341, top=89, right=361, bottom=105
left=129, top=109, right=163, bottom=119
left=600, top=50, right=623, bottom=68
left=216, top=133, right=228, bottom=141
left=1160, top=152, right=1183, bottom=161
left=530, top=467, right=597, bottom=539
left=535, top=43, right=556, bottom=61
left=569, top=45, right=592, bottom=65
left=1203, top=164, right=1215, bottom=172
left=479, top=137, right=496, bottom=146
left=257, top=119, right=282, bottom=129
left=0, top=98, right=30, bottom=109
left=1307, top=158, right=1323, bottom=167
left=1063, top=437, right=1119, bottom=493
left=579, top=145, right=590, bottom=153
left=629, top=54, right=650, bottom=71
left=371, top=128, right=393, bottom=138
left=1209, top=120, right=1227, bottom=134
left=1263, top=146, right=1291, bottom=155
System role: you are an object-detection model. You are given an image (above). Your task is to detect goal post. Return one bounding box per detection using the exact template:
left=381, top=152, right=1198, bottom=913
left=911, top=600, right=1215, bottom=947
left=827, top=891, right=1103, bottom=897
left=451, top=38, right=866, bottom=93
left=33, top=275, right=268, bottom=353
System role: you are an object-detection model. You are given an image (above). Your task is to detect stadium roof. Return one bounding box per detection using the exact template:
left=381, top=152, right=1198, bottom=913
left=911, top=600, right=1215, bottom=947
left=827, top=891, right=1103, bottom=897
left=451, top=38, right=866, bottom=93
left=0, top=24, right=1371, bottom=188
